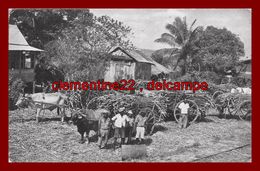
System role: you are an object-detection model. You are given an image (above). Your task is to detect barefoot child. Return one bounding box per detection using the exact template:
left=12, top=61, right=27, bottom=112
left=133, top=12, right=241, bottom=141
left=134, top=111, right=147, bottom=144
left=97, top=110, right=111, bottom=149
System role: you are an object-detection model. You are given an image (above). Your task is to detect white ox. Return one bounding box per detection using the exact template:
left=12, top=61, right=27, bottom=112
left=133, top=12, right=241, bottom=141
left=16, top=93, right=68, bottom=122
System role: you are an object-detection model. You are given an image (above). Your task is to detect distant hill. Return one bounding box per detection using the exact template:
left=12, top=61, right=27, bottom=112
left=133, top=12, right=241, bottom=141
left=139, top=49, right=155, bottom=58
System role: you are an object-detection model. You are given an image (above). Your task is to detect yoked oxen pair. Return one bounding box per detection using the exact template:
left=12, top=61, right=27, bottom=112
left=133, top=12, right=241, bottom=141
left=16, top=92, right=69, bottom=122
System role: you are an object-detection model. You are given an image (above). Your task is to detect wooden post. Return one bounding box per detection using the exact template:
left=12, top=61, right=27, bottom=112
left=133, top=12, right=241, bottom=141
left=19, top=51, right=22, bottom=74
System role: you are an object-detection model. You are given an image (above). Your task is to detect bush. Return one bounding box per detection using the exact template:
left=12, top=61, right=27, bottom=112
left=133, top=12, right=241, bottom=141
left=197, top=71, right=222, bottom=84
left=9, top=71, right=25, bottom=110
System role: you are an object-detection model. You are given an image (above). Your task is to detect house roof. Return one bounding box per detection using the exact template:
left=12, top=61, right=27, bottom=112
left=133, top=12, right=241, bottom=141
left=109, top=47, right=154, bottom=64
left=239, top=58, right=251, bottom=65
left=137, top=49, right=172, bottom=75
left=109, top=47, right=173, bottom=75
left=9, top=24, right=43, bottom=51
left=151, top=61, right=172, bottom=75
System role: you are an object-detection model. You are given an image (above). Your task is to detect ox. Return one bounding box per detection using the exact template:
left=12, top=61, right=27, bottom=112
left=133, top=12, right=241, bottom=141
left=16, top=93, right=69, bottom=122
left=71, top=109, right=108, bottom=144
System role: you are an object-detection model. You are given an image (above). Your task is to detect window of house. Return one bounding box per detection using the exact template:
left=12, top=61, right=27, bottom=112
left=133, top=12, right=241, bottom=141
left=25, top=57, right=32, bottom=69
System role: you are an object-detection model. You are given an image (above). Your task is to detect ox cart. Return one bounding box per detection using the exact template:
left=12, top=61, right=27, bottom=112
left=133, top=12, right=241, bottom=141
left=85, top=91, right=214, bottom=134
left=16, top=92, right=72, bottom=122
left=212, top=92, right=252, bottom=120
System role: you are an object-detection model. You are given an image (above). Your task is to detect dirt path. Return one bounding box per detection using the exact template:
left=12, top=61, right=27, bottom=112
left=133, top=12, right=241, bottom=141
left=9, top=109, right=251, bottom=162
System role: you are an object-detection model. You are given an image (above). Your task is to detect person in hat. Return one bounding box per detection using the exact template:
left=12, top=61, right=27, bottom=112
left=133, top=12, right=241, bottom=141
left=111, top=107, right=129, bottom=149
left=97, top=110, right=111, bottom=149
left=125, top=110, right=135, bottom=144
left=134, top=110, right=148, bottom=144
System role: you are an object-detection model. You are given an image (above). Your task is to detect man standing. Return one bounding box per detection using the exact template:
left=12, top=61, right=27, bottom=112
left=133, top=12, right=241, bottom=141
left=178, top=99, right=190, bottom=128
left=134, top=110, right=147, bottom=144
left=111, top=107, right=129, bottom=149
left=125, top=110, right=135, bottom=144
left=97, top=110, right=111, bottom=149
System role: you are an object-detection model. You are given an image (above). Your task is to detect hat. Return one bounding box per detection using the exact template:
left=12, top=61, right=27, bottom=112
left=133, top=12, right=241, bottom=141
left=102, top=109, right=110, bottom=114
left=118, top=107, right=125, bottom=112
left=127, top=110, right=133, bottom=115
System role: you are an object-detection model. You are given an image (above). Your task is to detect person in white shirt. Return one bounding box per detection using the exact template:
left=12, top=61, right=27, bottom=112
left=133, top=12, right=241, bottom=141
left=111, top=107, right=129, bottom=149
left=178, top=100, right=190, bottom=128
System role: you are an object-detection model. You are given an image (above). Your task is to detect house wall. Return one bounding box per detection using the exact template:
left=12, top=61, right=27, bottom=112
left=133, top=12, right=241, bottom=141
left=104, top=60, right=135, bottom=82
left=10, top=69, right=35, bottom=82
left=9, top=51, right=37, bottom=83
left=135, top=62, right=151, bottom=80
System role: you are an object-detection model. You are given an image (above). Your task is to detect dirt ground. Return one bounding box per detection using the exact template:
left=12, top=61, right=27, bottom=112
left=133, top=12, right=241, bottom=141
left=9, top=108, right=251, bottom=162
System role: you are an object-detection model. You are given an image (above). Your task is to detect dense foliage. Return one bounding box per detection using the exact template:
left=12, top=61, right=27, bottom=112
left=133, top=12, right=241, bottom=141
left=9, top=9, right=134, bottom=82
left=155, top=17, right=203, bottom=75
left=153, top=18, right=246, bottom=85
left=9, top=71, right=25, bottom=110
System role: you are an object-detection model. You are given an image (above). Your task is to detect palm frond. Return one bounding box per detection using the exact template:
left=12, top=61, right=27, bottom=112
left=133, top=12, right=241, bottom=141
left=189, top=19, right=197, bottom=31
left=189, top=26, right=203, bottom=42
left=154, top=33, right=177, bottom=47
left=165, top=24, right=184, bottom=45
left=182, top=17, right=189, bottom=41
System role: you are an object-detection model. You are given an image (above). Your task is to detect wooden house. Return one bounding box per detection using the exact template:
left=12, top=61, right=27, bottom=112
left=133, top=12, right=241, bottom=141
left=104, top=47, right=154, bottom=82
left=8, top=24, right=43, bottom=83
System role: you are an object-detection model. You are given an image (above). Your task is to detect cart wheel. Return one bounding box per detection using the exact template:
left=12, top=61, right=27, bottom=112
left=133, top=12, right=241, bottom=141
left=173, top=99, right=199, bottom=124
left=238, top=100, right=251, bottom=121
left=143, top=108, right=155, bottom=135
left=212, top=91, right=224, bottom=101
left=227, top=96, right=240, bottom=116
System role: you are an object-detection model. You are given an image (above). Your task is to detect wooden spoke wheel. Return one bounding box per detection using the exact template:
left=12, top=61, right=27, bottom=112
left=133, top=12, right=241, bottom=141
left=227, top=96, right=240, bottom=115
left=173, top=99, right=199, bottom=124
left=143, top=108, right=156, bottom=135
left=238, top=100, right=252, bottom=121
left=212, top=91, right=224, bottom=101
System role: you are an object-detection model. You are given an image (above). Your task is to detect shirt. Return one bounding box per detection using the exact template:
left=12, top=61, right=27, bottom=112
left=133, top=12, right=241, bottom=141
left=99, top=117, right=111, bottom=130
left=128, top=117, right=135, bottom=127
left=112, top=114, right=129, bottom=128
left=178, top=102, right=190, bottom=114
left=135, top=114, right=147, bottom=127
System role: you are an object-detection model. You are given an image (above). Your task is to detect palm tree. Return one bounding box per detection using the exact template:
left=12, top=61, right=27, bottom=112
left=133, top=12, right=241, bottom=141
left=155, top=17, right=202, bottom=75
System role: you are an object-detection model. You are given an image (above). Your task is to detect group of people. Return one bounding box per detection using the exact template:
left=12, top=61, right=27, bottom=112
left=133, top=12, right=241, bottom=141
left=97, top=107, right=147, bottom=149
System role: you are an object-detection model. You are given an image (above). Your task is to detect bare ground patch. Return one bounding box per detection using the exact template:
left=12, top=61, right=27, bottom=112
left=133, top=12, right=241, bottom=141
left=9, top=109, right=251, bottom=162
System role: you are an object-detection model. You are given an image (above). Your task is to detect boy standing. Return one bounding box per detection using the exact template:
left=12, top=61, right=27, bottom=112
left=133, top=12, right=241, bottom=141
left=111, top=107, right=129, bottom=149
left=125, top=110, right=135, bottom=144
left=134, top=111, right=147, bottom=144
left=97, top=110, right=111, bottom=149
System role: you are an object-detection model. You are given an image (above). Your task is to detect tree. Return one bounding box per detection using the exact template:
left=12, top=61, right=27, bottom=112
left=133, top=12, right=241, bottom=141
left=193, top=26, right=245, bottom=75
left=9, top=9, right=89, bottom=84
left=9, top=9, right=86, bottom=45
left=151, top=48, right=179, bottom=69
left=155, top=17, right=202, bottom=75
left=40, top=12, right=134, bottom=81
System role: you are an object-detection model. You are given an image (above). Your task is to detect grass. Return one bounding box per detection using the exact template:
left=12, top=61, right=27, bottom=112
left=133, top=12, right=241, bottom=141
left=9, top=108, right=251, bottom=162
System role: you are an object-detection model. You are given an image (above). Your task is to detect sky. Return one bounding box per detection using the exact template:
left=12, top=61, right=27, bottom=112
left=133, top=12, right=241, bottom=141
left=90, top=9, right=251, bottom=58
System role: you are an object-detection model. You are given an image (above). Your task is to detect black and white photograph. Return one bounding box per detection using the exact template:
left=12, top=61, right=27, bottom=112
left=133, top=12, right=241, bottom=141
left=8, top=9, right=252, bottom=162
